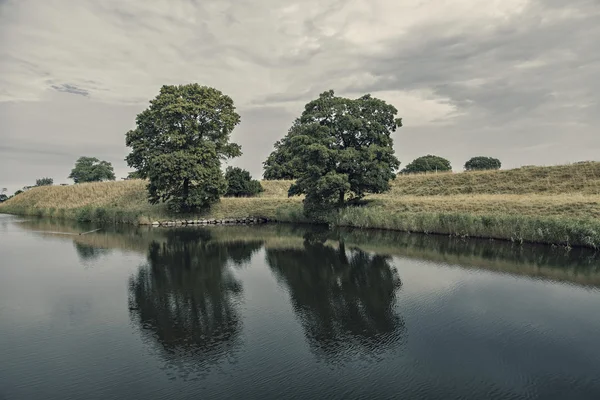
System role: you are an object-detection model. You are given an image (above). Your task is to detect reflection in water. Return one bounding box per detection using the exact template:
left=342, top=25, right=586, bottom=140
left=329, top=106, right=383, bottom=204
left=127, top=229, right=263, bottom=379
left=73, top=242, right=112, bottom=262
left=267, top=232, right=404, bottom=362
left=337, top=229, right=600, bottom=286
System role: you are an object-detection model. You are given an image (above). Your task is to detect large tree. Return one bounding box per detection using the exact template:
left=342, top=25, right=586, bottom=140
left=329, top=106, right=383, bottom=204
left=276, top=90, right=401, bottom=216
left=125, top=84, right=241, bottom=212
left=262, top=134, right=301, bottom=180
left=464, top=156, right=501, bottom=171
left=401, top=155, right=451, bottom=174
left=68, top=157, right=116, bottom=183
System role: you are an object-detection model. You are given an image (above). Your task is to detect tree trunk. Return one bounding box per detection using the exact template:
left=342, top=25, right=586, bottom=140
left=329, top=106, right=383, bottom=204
left=338, top=189, right=345, bottom=207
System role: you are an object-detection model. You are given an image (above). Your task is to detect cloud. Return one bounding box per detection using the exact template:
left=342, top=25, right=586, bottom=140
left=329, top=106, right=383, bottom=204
left=0, top=0, right=599, bottom=192
left=51, top=84, right=89, bottom=97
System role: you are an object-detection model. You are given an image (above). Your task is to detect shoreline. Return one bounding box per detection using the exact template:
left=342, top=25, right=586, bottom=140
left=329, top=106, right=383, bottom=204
left=2, top=204, right=599, bottom=249
left=3, top=162, right=600, bottom=249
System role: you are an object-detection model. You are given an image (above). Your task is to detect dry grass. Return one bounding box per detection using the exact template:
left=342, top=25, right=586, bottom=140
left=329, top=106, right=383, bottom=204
left=389, top=161, right=600, bottom=196
left=368, top=194, right=600, bottom=220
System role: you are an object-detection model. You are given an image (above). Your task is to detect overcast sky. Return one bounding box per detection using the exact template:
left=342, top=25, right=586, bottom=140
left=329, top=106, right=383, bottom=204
left=1, top=0, right=599, bottom=193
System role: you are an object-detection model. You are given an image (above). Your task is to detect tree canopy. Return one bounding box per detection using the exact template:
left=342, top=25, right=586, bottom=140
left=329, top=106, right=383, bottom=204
left=125, top=84, right=241, bottom=212
left=68, top=157, right=116, bottom=183
left=271, top=90, right=401, bottom=217
left=224, top=167, right=264, bottom=197
left=401, top=155, right=451, bottom=174
left=464, top=156, right=501, bottom=171
left=262, top=134, right=301, bottom=180
left=35, top=177, right=53, bottom=186
left=0, top=194, right=7, bottom=203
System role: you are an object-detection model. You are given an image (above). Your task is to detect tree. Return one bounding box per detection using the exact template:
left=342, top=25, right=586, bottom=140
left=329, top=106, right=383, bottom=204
left=464, top=156, right=501, bottom=171
left=35, top=177, right=53, bottom=186
left=224, top=167, right=264, bottom=197
left=401, top=155, right=451, bottom=174
left=263, top=134, right=302, bottom=180
left=13, top=190, right=23, bottom=196
left=125, top=84, right=241, bottom=212
left=275, top=90, right=401, bottom=217
left=126, top=171, right=143, bottom=180
left=68, top=157, right=116, bottom=183
left=0, top=194, right=7, bottom=203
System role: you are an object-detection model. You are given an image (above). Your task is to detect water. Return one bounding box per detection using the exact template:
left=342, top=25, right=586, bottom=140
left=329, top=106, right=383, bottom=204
left=1, top=214, right=600, bottom=400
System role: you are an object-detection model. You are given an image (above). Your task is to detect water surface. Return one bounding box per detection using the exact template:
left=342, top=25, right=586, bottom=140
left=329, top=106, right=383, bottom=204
left=1, top=214, right=600, bottom=399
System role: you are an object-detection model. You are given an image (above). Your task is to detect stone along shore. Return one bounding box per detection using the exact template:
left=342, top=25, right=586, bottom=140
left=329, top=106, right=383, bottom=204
left=146, top=217, right=274, bottom=227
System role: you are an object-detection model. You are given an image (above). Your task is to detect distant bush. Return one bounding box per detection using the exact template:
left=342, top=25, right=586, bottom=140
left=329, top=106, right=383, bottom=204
left=36, top=177, right=54, bottom=186
left=464, top=156, right=501, bottom=171
left=401, top=155, right=452, bottom=174
left=225, top=167, right=264, bottom=197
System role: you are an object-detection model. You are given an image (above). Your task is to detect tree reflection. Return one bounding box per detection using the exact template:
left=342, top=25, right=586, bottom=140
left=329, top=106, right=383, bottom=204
left=267, top=232, right=404, bottom=362
left=73, top=242, right=111, bottom=262
left=128, top=228, right=263, bottom=379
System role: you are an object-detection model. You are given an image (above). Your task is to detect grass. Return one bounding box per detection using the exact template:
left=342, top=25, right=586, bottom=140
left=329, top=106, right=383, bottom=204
left=2, top=161, right=600, bottom=248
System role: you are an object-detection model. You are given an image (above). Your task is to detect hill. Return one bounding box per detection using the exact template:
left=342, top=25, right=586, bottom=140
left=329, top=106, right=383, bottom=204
left=2, top=162, right=600, bottom=248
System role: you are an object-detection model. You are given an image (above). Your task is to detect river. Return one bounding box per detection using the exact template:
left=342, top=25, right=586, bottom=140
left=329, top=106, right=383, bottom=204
left=1, top=214, right=599, bottom=399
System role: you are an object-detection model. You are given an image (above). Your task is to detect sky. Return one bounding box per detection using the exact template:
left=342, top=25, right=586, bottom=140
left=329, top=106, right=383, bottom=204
left=0, top=0, right=599, bottom=194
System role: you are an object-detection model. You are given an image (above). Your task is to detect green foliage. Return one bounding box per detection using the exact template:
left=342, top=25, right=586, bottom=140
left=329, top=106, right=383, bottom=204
left=278, top=90, right=401, bottom=216
left=127, top=171, right=143, bottom=179
left=465, top=156, right=502, bottom=171
left=13, top=190, right=23, bottom=196
left=35, top=177, right=54, bottom=186
left=125, top=84, right=241, bottom=212
left=263, top=134, right=302, bottom=180
left=0, top=194, right=7, bottom=202
left=224, top=167, right=264, bottom=197
left=401, top=154, right=452, bottom=174
left=68, top=156, right=116, bottom=183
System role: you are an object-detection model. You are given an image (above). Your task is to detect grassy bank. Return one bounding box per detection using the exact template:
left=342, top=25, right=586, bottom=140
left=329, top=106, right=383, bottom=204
left=2, top=162, right=600, bottom=248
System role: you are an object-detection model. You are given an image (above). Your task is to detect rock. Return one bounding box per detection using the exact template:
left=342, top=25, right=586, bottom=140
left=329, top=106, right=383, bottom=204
left=152, top=221, right=160, bottom=226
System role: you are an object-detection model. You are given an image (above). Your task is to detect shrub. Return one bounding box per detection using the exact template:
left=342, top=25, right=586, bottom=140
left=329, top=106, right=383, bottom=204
left=401, top=155, right=452, bottom=174
left=35, top=177, right=54, bottom=186
left=225, top=167, right=264, bottom=197
left=465, top=156, right=501, bottom=171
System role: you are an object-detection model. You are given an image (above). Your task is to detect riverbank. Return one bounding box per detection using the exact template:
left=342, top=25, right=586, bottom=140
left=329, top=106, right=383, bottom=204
left=2, top=162, right=600, bottom=248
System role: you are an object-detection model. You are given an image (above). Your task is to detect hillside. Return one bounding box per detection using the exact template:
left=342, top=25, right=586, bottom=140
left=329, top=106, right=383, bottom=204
left=387, top=161, right=600, bottom=196
left=2, top=162, right=600, bottom=248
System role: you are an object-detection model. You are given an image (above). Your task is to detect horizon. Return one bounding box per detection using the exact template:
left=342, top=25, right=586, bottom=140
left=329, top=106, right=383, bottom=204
left=1, top=0, right=599, bottom=194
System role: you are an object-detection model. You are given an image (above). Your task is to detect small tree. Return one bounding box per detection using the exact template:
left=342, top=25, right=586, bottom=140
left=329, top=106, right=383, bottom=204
left=35, top=177, right=54, bottom=186
left=125, top=84, right=242, bottom=212
left=0, top=194, right=7, bottom=202
left=401, top=155, right=451, bottom=174
left=225, top=167, right=264, bottom=197
left=277, top=90, right=401, bottom=217
left=13, top=190, right=23, bottom=196
left=69, top=157, right=116, bottom=183
left=464, top=156, right=501, bottom=171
